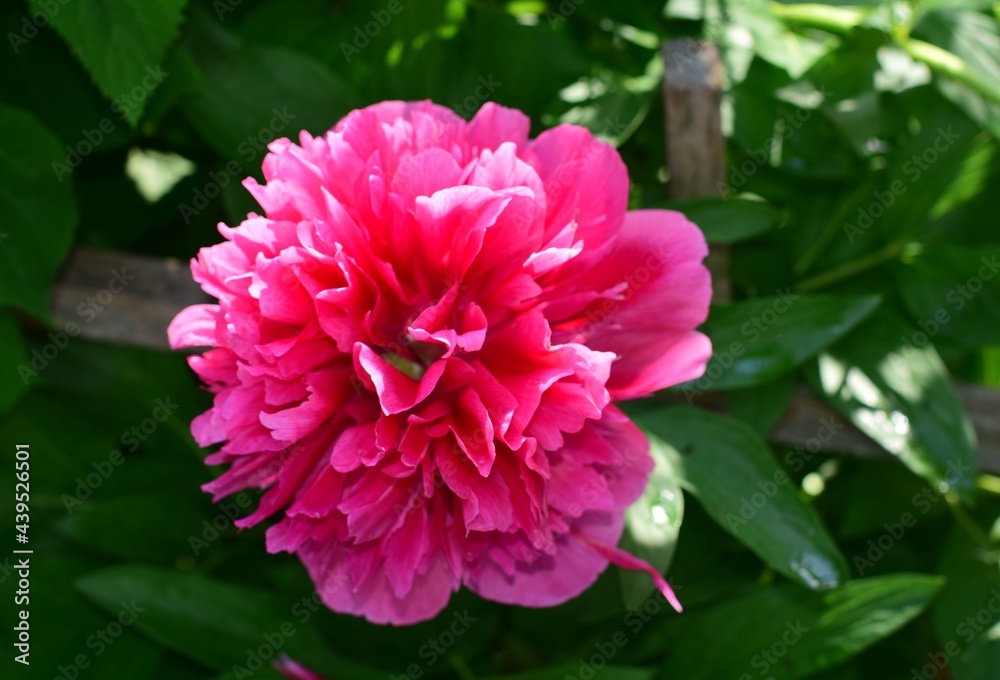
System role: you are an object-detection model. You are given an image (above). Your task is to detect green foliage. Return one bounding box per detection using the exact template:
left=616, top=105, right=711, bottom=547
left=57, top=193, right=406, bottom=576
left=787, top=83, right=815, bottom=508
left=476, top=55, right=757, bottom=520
left=632, top=405, right=849, bottom=590
left=1, top=0, right=999, bottom=678
left=27, top=0, right=188, bottom=125
left=0, top=104, right=76, bottom=319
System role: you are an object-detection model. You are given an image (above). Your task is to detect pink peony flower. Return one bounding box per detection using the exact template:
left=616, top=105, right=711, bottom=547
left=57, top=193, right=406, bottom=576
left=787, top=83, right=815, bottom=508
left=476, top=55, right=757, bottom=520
left=169, top=101, right=711, bottom=625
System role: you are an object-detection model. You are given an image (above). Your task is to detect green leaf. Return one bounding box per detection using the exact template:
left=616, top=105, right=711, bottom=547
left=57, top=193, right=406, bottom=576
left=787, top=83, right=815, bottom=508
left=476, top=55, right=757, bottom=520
left=31, top=0, right=188, bottom=126
left=631, top=405, right=849, bottom=590
left=895, top=244, right=1000, bottom=357
left=669, top=197, right=784, bottom=244
left=808, top=311, right=978, bottom=504
left=914, top=9, right=1000, bottom=139
left=209, top=668, right=286, bottom=680
left=683, top=294, right=881, bottom=392
left=880, top=100, right=985, bottom=242
left=0, top=105, right=77, bottom=320
left=734, top=0, right=834, bottom=79
left=56, top=494, right=214, bottom=563
left=932, top=526, right=1000, bottom=679
left=75, top=565, right=379, bottom=677
left=0, top=549, right=162, bottom=679
left=798, top=36, right=881, bottom=157
left=0, top=310, right=28, bottom=412
left=661, top=574, right=944, bottom=679
left=726, top=371, right=797, bottom=436
left=555, top=58, right=660, bottom=147
left=619, top=437, right=683, bottom=608
left=484, top=668, right=654, bottom=680
left=182, top=12, right=360, bottom=167
left=919, top=136, right=999, bottom=245
left=0, top=13, right=134, bottom=149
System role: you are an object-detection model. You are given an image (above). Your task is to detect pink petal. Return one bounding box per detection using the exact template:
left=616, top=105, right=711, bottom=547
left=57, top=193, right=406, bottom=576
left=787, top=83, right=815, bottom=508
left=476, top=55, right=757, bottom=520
left=167, top=304, right=219, bottom=349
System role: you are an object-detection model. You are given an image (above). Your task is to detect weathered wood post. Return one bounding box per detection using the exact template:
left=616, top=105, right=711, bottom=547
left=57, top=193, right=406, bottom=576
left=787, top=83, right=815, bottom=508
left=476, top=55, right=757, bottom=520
left=662, top=38, right=731, bottom=303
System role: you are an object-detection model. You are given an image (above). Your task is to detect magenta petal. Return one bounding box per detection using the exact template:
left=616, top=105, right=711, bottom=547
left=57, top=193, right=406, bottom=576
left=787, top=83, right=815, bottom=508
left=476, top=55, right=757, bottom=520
left=577, top=209, right=713, bottom=399
left=167, top=304, right=220, bottom=349
left=354, top=343, right=446, bottom=415
left=463, top=511, right=623, bottom=607
left=576, top=532, right=683, bottom=613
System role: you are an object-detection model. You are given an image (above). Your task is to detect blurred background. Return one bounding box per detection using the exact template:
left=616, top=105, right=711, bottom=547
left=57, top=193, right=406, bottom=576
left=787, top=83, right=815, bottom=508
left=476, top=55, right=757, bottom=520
left=2, top=0, right=1000, bottom=678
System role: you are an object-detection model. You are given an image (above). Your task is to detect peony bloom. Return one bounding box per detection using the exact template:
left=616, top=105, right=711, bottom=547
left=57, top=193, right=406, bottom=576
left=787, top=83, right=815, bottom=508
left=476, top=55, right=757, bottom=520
left=169, top=101, right=711, bottom=625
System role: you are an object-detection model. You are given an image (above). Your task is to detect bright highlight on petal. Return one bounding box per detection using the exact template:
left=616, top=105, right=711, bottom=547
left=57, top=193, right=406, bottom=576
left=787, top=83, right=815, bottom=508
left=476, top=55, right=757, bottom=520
left=172, top=100, right=712, bottom=625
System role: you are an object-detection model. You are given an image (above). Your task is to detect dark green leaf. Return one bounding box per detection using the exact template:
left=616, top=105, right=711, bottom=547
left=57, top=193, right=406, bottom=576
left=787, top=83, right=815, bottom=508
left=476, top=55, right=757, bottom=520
left=631, top=405, right=849, bottom=590
left=895, top=243, right=1000, bottom=356
left=56, top=494, right=215, bottom=563
left=484, top=667, right=654, bottom=680
left=0, top=105, right=77, bottom=319
left=0, top=12, right=134, bottom=149
left=0, top=310, right=29, bottom=412
left=31, top=0, right=188, bottom=125
left=932, top=527, right=1000, bottom=680
left=661, top=574, right=943, bottom=679
left=0, top=549, right=162, bottom=679
left=726, top=371, right=797, bottom=436
left=669, top=197, right=784, bottom=244
left=182, top=12, right=360, bottom=167
left=683, top=294, right=880, bottom=392
left=914, top=9, right=1000, bottom=139
left=76, top=565, right=379, bottom=677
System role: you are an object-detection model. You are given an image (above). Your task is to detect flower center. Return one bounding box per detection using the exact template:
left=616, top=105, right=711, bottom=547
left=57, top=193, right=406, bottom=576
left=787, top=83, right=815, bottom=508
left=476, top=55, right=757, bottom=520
left=382, top=351, right=427, bottom=380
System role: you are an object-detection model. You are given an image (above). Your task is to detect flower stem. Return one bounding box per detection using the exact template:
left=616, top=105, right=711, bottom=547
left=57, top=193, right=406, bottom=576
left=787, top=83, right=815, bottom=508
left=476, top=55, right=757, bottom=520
left=947, top=495, right=995, bottom=550
left=795, top=242, right=903, bottom=293
left=794, top=177, right=880, bottom=277
left=902, top=38, right=1000, bottom=106
left=768, top=3, right=866, bottom=34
